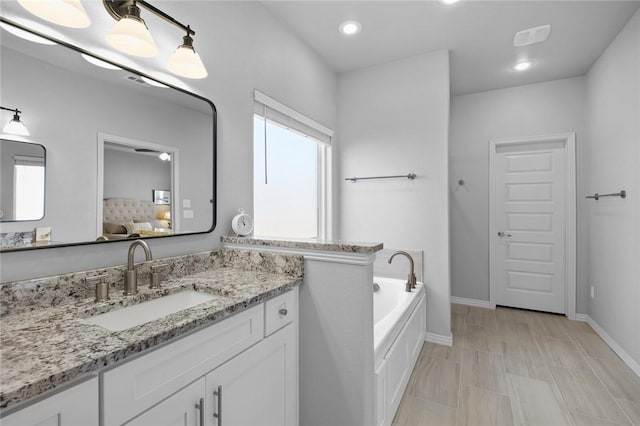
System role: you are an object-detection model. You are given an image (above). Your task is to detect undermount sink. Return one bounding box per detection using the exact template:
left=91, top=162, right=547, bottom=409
left=81, top=291, right=217, bottom=332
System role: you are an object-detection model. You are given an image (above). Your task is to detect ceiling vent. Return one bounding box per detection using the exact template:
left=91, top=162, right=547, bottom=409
left=514, top=25, right=551, bottom=47
left=124, top=74, right=150, bottom=86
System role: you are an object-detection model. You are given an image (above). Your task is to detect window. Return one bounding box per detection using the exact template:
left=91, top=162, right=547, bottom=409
left=14, top=155, right=45, bottom=221
left=253, top=91, right=332, bottom=239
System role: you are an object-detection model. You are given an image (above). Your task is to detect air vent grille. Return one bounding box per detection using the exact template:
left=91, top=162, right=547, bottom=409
left=124, top=75, right=149, bottom=86
left=514, top=25, right=551, bottom=47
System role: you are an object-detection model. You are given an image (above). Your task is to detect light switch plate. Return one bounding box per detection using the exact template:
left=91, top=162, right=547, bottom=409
left=183, top=199, right=191, bottom=208
left=183, top=210, right=194, bottom=219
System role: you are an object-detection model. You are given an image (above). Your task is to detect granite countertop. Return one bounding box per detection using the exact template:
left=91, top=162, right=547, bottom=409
left=0, top=251, right=302, bottom=411
left=222, top=236, right=383, bottom=254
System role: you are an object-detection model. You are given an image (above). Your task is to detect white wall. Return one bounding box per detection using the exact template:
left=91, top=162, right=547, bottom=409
left=586, top=9, right=640, bottom=366
left=0, top=2, right=337, bottom=282
left=338, top=50, right=451, bottom=338
left=449, top=77, right=588, bottom=312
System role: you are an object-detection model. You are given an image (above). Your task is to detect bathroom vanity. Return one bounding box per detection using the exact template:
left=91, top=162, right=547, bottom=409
left=0, top=249, right=301, bottom=426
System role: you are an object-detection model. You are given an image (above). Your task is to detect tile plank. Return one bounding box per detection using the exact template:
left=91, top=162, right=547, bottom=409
left=392, top=395, right=457, bottom=426
left=588, top=357, right=640, bottom=403
left=457, top=385, right=514, bottom=426
left=461, top=349, right=509, bottom=395
left=407, top=356, right=461, bottom=408
left=550, top=366, right=631, bottom=425
left=509, top=374, right=571, bottom=426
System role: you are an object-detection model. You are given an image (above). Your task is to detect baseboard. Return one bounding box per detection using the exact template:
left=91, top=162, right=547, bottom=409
left=574, top=313, right=589, bottom=322
left=451, top=297, right=493, bottom=309
left=424, top=332, right=452, bottom=347
left=585, top=316, right=640, bottom=378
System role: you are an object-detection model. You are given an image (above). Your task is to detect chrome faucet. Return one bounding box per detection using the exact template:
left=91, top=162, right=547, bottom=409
left=124, top=240, right=152, bottom=295
left=388, top=251, right=417, bottom=292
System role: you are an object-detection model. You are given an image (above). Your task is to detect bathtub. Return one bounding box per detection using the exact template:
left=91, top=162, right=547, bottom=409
left=373, top=277, right=426, bottom=426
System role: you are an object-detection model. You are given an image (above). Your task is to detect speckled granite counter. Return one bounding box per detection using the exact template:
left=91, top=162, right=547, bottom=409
left=0, top=249, right=303, bottom=411
left=222, top=236, right=383, bottom=254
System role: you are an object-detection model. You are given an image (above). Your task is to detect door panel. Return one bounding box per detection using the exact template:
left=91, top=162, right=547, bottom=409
left=495, top=144, right=566, bottom=313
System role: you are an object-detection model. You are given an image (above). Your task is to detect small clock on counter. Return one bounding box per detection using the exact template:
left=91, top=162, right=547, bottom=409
left=231, top=208, right=254, bottom=236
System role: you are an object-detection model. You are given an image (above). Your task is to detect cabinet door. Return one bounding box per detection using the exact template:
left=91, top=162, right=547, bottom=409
left=205, top=325, right=297, bottom=426
left=1, top=377, right=98, bottom=426
left=126, top=378, right=205, bottom=426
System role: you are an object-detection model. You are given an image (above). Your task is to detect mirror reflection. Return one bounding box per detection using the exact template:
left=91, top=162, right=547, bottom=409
left=0, top=140, right=46, bottom=222
left=0, top=20, right=215, bottom=251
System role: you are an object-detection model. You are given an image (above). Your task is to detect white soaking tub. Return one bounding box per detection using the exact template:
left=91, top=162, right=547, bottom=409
left=373, top=277, right=426, bottom=426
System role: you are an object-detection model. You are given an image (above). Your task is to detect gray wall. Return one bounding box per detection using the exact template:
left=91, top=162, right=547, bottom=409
left=449, top=77, right=588, bottom=312
left=103, top=149, right=171, bottom=202
left=586, top=9, right=640, bottom=366
left=0, top=2, right=337, bottom=282
left=338, top=50, right=451, bottom=338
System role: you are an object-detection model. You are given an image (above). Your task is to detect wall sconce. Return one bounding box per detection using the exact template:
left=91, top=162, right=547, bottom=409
left=17, top=0, right=90, bottom=28
left=103, top=0, right=208, bottom=79
left=1, top=107, right=30, bottom=136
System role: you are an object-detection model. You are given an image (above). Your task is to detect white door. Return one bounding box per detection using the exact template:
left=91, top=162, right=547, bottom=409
left=493, top=140, right=567, bottom=313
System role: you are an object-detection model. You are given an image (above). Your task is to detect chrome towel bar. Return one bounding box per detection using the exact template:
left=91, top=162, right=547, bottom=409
left=585, top=190, right=626, bottom=200
left=345, top=173, right=416, bottom=183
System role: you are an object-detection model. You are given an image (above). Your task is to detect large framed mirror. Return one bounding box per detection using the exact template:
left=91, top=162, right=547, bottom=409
left=0, top=18, right=216, bottom=251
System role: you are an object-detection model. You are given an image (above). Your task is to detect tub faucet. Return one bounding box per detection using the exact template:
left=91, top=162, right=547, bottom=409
left=388, top=251, right=417, bottom=292
left=124, top=240, right=152, bottom=295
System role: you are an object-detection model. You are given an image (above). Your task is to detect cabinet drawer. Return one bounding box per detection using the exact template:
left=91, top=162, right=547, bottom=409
left=103, top=304, right=264, bottom=426
left=264, top=288, right=297, bottom=337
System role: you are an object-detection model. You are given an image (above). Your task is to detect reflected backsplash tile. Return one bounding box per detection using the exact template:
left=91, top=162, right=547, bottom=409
left=0, top=231, right=35, bottom=249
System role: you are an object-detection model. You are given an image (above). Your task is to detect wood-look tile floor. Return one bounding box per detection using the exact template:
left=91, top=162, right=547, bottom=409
left=392, top=304, right=640, bottom=426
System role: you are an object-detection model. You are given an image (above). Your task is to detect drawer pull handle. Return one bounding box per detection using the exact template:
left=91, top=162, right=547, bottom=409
left=195, top=397, right=205, bottom=426
left=214, top=385, right=222, bottom=425
left=279, top=308, right=288, bottom=316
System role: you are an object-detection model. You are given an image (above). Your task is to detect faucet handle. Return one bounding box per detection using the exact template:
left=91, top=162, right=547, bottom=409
left=150, top=263, right=168, bottom=289
left=85, top=274, right=109, bottom=302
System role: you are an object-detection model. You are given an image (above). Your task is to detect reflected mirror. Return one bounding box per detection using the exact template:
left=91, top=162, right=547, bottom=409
left=0, top=19, right=216, bottom=251
left=0, top=140, right=46, bottom=222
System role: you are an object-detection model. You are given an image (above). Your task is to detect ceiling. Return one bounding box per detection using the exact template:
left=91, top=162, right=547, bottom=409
left=260, top=1, right=640, bottom=95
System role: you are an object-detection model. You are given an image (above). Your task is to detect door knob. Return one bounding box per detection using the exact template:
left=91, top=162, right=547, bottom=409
left=498, top=231, right=512, bottom=237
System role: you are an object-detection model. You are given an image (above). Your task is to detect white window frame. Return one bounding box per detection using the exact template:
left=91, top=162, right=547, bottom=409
left=253, top=90, right=333, bottom=240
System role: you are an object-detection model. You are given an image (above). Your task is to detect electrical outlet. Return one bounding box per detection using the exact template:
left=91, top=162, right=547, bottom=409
left=590, top=285, right=595, bottom=299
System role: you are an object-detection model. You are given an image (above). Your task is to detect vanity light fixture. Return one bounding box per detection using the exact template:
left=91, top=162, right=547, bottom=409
left=0, top=22, right=57, bottom=45
left=103, top=0, right=208, bottom=79
left=339, top=20, right=361, bottom=36
left=17, top=0, right=90, bottom=29
left=166, top=29, right=207, bottom=79
left=513, top=60, right=533, bottom=71
left=1, top=107, right=30, bottom=136
left=105, top=1, right=157, bottom=58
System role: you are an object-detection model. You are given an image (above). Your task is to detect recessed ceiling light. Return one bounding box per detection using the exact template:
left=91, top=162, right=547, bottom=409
left=0, top=22, right=56, bottom=45
left=81, top=53, right=121, bottom=70
left=141, top=76, right=169, bottom=88
left=437, top=0, right=462, bottom=5
left=513, top=60, right=533, bottom=71
left=339, top=20, right=361, bottom=36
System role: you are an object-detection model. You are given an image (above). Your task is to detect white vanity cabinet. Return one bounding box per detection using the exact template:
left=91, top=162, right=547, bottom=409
left=1, top=377, right=99, bottom=426
left=103, top=287, right=298, bottom=426
left=125, top=378, right=205, bottom=426
left=205, top=325, right=297, bottom=426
